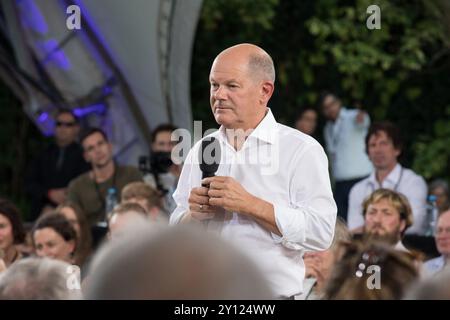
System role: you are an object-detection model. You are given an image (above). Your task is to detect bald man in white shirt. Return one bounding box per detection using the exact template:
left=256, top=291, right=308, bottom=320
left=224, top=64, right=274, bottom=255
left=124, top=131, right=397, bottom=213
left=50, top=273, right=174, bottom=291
left=170, top=44, right=337, bottom=299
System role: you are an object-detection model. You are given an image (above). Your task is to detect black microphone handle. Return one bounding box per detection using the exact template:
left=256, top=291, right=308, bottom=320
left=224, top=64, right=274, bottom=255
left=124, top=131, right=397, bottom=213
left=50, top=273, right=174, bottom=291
left=201, top=172, right=215, bottom=187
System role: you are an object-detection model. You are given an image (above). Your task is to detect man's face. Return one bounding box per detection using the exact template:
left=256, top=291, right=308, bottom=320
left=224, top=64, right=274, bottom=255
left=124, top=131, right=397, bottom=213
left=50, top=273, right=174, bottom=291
left=435, top=211, right=450, bottom=256
left=82, top=132, right=113, bottom=168
left=55, top=112, right=79, bottom=146
left=364, top=198, right=406, bottom=244
left=367, top=131, right=400, bottom=171
left=209, top=56, right=266, bottom=130
left=152, top=131, right=176, bottom=153
left=321, top=95, right=341, bottom=121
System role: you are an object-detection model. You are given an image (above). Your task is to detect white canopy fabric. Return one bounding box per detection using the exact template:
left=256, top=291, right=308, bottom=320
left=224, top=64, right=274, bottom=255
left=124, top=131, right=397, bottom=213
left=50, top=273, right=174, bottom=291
left=0, top=0, right=202, bottom=165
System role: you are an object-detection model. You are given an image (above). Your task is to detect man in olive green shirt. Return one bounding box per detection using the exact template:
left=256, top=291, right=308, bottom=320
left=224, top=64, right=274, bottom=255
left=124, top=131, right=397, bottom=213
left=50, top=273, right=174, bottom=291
left=68, top=128, right=142, bottom=227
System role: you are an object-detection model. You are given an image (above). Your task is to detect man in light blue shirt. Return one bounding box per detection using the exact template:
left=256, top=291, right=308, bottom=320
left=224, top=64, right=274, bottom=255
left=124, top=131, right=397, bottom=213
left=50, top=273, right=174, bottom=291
left=320, top=91, right=373, bottom=221
left=424, top=210, right=450, bottom=275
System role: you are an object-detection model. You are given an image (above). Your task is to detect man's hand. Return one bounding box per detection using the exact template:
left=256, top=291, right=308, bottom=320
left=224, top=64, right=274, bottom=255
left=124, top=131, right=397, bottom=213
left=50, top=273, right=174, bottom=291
left=187, top=186, right=220, bottom=221
left=47, top=188, right=67, bottom=205
left=303, top=253, right=323, bottom=279
left=203, top=176, right=254, bottom=215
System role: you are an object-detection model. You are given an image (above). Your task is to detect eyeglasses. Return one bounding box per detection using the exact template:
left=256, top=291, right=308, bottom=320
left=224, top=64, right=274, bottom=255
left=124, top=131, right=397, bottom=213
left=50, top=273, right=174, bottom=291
left=56, top=121, right=76, bottom=127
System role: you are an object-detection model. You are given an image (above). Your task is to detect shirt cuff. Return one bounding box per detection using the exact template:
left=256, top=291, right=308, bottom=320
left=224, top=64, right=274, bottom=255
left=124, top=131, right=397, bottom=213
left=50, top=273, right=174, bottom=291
left=271, top=204, right=306, bottom=250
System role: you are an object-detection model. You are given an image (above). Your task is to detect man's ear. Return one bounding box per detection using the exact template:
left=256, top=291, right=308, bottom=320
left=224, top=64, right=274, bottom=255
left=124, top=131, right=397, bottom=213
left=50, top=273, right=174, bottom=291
left=399, top=219, right=406, bottom=234
left=68, top=240, right=76, bottom=256
left=83, top=149, right=91, bottom=163
left=260, top=81, right=274, bottom=104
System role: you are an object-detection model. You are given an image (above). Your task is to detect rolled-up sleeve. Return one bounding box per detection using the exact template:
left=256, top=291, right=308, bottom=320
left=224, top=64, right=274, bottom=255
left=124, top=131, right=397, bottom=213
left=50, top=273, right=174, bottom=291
left=272, top=144, right=337, bottom=251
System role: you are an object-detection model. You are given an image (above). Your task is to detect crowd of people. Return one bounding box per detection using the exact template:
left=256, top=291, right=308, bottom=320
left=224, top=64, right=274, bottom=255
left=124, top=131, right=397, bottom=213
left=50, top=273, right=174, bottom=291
left=1, top=43, right=450, bottom=300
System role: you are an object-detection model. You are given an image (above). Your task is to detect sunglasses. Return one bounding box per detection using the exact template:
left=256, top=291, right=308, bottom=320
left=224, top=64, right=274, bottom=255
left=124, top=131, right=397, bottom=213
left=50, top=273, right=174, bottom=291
left=56, top=121, right=77, bottom=127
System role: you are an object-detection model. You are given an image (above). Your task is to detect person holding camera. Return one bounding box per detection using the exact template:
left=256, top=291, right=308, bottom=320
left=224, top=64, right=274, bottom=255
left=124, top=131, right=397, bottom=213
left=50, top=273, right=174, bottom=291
left=141, top=124, right=181, bottom=215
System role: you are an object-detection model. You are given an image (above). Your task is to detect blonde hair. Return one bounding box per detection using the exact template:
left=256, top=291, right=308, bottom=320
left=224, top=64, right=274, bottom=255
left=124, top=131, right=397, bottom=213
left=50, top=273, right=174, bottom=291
left=362, top=189, right=413, bottom=232
left=111, top=202, right=147, bottom=217
left=121, top=182, right=161, bottom=208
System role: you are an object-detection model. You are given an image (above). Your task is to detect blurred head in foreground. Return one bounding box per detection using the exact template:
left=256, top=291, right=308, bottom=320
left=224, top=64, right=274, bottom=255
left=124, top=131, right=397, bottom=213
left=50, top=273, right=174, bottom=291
left=324, top=241, right=418, bottom=300
left=86, top=223, right=273, bottom=299
left=0, top=257, right=82, bottom=299
left=405, top=266, right=450, bottom=299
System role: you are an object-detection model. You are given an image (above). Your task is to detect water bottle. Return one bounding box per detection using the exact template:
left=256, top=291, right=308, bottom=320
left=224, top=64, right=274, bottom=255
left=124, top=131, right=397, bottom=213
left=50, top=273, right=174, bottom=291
left=104, top=187, right=118, bottom=223
left=425, top=195, right=438, bottom=236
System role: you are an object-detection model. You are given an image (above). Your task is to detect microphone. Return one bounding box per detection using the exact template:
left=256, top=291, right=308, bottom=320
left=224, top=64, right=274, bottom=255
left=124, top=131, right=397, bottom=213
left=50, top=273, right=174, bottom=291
left=198, top=137, right=221, bottom=186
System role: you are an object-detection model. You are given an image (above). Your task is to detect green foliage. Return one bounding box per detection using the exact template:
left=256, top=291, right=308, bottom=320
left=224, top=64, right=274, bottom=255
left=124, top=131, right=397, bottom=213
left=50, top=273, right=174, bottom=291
left=412, top=105, right=450, bottom=179
left=191, top=0, right=450, bottom=183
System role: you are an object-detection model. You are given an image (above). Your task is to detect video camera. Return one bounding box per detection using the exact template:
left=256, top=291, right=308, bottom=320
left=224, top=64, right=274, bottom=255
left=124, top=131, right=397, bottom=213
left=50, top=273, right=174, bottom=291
left=138, top=152, right=173, bottom=195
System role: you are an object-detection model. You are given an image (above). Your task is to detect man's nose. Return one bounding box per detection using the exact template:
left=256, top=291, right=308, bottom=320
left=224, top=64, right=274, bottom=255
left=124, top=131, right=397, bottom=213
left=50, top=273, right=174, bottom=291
left=213, top=86, right=226, bottom=100
left=40, top=247, right=50, bottom=257
left=371, top=213, right=382, bottom=223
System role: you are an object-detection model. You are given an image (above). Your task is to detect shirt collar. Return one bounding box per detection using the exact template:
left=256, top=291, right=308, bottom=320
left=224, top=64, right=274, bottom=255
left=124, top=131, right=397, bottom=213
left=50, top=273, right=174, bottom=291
left=218, top=108, right=278, bottom=146
left=368, top=163, right=402, bottom=187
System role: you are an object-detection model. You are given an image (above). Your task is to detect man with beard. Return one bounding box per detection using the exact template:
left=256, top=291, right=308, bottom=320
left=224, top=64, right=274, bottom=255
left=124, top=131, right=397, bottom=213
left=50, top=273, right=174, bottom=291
left=348, top=121, right=427, bottom=235
left=361, top=188, right=413, bottom=251
left=67, top=128, right=142, bottom=227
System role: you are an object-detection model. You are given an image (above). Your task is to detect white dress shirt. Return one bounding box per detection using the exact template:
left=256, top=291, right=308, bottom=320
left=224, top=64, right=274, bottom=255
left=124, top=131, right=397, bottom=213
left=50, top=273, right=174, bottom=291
left=324, top=107, right=373, bottom=181
left=347, top=164, right=428, bottom=235
left=170, top=109, right=337, bottom=298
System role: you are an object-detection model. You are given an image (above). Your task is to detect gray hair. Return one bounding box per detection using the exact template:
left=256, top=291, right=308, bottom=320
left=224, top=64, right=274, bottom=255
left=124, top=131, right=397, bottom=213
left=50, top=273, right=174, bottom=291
left=248, top=53, right=276, bottom=83
left=404, top=266, right=450, bottom=299
left=0, top=257, right=82, bottom=300
left=85, top=223, right=273, bottom=299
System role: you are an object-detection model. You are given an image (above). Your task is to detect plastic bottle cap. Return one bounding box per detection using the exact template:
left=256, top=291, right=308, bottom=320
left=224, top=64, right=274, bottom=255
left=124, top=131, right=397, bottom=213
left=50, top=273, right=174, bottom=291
left=428, top=195, right=437, bottom=202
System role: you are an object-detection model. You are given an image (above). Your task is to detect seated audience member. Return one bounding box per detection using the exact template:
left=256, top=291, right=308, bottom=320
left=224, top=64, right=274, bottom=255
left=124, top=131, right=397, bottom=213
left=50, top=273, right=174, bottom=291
left=428, top=179, right=450, bottom=214
left=324, top=241, right=419, bottom=299
left=67, top=128, right=143, bottom=227
left=121, top=181, right=167, bottom=223
left=405, top=266, right=450, bottom=299
left=360, top=189, right=414, bottom=252
left=0, top=199, right=26, bottom=270
left=0, top=257, right=82, bottom=299
left=25, top=109, right=90, bottom=220
left=56, top=202, right=92, bottom=267
left=108, top=203, right=148, bottom=239
left=348, top=122, right=427, bottom=235
left=85, top=224, right=273, bottom=299
left=295, top=107, right=318, bottom=136
left=32, top=214, right=77, bottom=264
left=297, top=218, right=351, bottom=300
left=424, top=210, right=450, bottom=275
